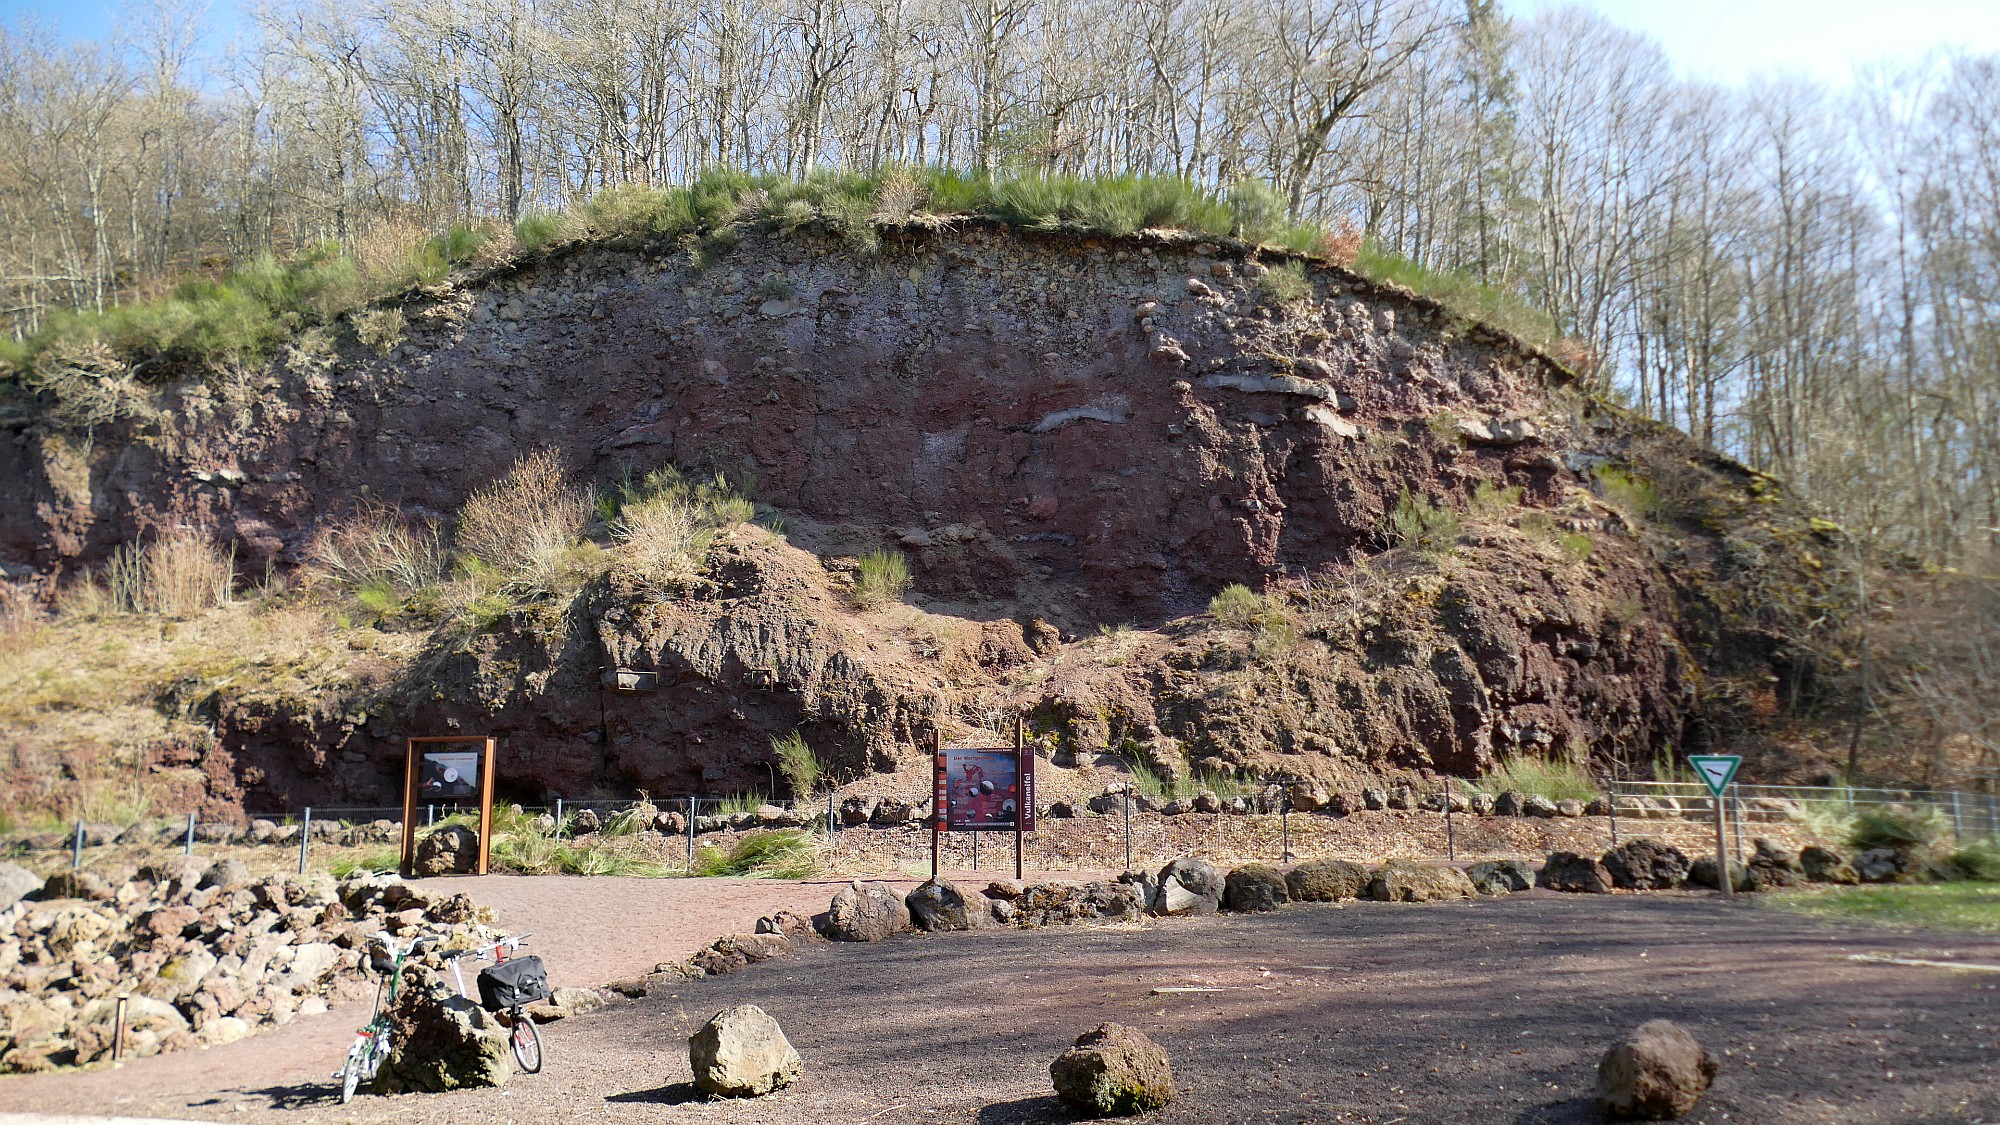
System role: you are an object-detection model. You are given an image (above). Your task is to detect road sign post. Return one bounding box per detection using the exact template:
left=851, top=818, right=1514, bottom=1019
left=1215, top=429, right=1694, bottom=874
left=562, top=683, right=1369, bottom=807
left=1688, top=754, right=1743, bottom=896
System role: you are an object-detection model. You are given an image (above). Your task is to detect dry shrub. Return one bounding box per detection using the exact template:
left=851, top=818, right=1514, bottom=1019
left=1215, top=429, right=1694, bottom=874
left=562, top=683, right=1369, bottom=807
left=1316, top=217, right=1363, bottom=267
left=27, top=339, right=153, bottom=430
left=614, top=493, right=709, bottom=580
left=456, top=450, right=592, bottom=578
left=0, top=583, right=42, bottom=636
left=608, top=466, right=754, bottom=583
left=64, top=528, right=234, bottom=617
left=309, top=501, right=450, bottom=593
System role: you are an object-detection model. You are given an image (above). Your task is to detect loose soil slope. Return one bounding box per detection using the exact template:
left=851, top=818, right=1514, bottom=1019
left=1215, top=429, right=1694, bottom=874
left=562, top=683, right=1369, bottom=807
left=0, top=222, right=1842, bottom=813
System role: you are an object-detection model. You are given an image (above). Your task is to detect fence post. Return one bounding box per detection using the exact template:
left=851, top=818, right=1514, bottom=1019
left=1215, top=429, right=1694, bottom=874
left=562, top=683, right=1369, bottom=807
left=184, top=812, right=196, bottom=856
left=1730, top=795, right=1743, bottom=861
left=427, top=804, right=435, bottom=828
left=1607, top=786, right=1619, bottom=848
left=827, top=790, right=836, bottom=837
left=1122, top=783, right=1133, bottom=874
left=299, top=807, right=312, bottom=875
left=1444, top=792, right=1455, bottom=862
left=72, top=820, right=83, bottom=869
left=1952, top=790, right=1964, bottom=843
left=686, top=797, right=697, bottom=870
left=1280, top=785, right=1291, bottom=863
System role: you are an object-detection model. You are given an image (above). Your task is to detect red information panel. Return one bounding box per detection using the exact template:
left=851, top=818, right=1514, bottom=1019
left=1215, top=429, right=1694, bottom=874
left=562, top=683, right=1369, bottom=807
left=934, top=746, right=1035, bottom=832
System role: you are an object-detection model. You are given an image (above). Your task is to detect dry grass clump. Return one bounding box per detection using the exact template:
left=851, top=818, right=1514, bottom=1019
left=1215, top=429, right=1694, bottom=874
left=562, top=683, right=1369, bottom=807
left=608, top=466, right=754, bottom=583
left=61, top=529, right=235, bottom=617
left=455, top=449, right=594, bottom=589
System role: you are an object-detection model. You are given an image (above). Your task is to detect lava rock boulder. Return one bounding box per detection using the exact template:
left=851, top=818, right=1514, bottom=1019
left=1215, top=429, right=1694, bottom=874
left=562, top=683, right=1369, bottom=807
left=1597, top=1019, right=1719, bottom=1120
left=688, top=1004, right=802, bottom=1098
left=1049, top=1023, right=1176, bottom=1117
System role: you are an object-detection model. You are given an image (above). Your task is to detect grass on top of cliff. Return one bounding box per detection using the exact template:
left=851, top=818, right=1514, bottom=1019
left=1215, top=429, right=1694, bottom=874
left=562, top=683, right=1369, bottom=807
left=6, top=165, right=1574, bottom=418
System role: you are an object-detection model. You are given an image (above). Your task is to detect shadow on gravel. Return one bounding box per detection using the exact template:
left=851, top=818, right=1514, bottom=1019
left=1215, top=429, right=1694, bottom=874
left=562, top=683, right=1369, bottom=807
left=198, top=1082, right=332, bottom=1110
left=1512, top=1096, right=1597, bottom=1123
left=605, top=1081, right=704, bottom=1105
left=974, top=1094, right=1069, bottom=1123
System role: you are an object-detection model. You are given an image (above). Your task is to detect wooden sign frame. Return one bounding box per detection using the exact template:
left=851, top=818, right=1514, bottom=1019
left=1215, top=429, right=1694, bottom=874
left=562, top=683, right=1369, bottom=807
left=930, top=716, right=1034, bottom=879
left=400, top=736, right=497, bottom=877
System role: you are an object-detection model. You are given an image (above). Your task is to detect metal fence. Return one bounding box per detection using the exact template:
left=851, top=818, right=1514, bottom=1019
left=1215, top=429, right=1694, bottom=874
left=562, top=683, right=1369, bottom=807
left=1610, top=779, right=2000, bottom=845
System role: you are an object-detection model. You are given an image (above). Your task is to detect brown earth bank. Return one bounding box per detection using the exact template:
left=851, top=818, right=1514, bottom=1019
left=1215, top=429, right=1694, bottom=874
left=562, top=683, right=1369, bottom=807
left=0, top=221, right=1848, bottom=819
left=3, top=893, right=1994, bottom=1124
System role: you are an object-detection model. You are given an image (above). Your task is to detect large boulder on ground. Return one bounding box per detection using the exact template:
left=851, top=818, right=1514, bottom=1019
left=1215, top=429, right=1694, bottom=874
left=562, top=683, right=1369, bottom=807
left=1597, top=1019, right=1719, bottom=1120
left=1151, top=858, right=1224, bottom=916
left=1493, top=791, right=1524, bottom=817
left=1049, top=1023, right=1176, bottom=1117
left=755, top=910, right=821, bottom=942
left=1466, top=859, right=1534, bottom=896
left=1469, top=792, right=1498, bottom=816
left=1687, top=855, right=1755, bottom=892
left=1368, top=860, right=1475, bottom=902
left=1522, top=794, right=1561, bottom=819
left=906, top=879, right=976, bottom=932
left=688, top=1004, right=802, bottom=1098
left=1746, top=838, right=1805, bottom=889
left=0, top=863, right=43, bottom=908
left=1854, top=848, right=1902, bottom=883
left=823, top=880, right=910, bottom=941
left=1013, top=881, right=1143, bottom=928
left=1601, top=840, right=1691, bottom=890
left=1285, top=858, right=1371, bottom=902
left=1114, top=869, right=1159, bottom=912
left=414, top=825, right=481, bottom=877
left=1222, top=864, right=1289, bottom=912
left=1537, top=852, right=1615, bottom=894
left=690, top=933, right=793, bottom=976
left=1800, top=845, right=1859, bottom=884
left=375, top=981, right=512, bottom=1092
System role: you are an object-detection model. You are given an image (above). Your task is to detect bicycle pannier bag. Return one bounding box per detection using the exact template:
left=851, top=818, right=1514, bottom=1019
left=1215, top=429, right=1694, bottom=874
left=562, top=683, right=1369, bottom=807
left=476, top=955, right=550, bottom=1010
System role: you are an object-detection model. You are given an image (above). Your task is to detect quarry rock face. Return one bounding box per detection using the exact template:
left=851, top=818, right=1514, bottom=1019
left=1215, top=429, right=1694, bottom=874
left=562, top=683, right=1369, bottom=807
left=0, top=223, right=1835, bottom=810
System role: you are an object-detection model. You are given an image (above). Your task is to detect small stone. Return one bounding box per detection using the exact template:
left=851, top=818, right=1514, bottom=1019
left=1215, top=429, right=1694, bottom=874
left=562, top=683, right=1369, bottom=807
left=0, top=862, right=44, bottom=908
left=1597, top=1019, right=1719, bottom=1120
left=689, top=1004, right=802, bottom=1098
left=1522, top=794, right=1560, bottom=818
left=197, top=1016, right=251, bottom=1047
left=1050, top=1023, right=1176, bottom=1117
left=1555, top=799, right=1586, bottom=818
left=1469, top=792, right=1497, bottom=816
left=1221, top=864, right=1288, bottom=912
left=200, top=858, right=251, bottom=889
left=1493, top=791, right=1525, bottom=817
left=1360, top=787, right=1389, bottom=810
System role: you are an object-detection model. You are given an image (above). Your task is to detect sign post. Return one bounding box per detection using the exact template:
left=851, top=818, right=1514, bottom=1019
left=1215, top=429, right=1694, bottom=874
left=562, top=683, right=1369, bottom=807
left=933, top=721, right=1036, bottom=883
left=401, top=735, right=498, bottom=877
left=1688, top=754, right=1743, bottom=896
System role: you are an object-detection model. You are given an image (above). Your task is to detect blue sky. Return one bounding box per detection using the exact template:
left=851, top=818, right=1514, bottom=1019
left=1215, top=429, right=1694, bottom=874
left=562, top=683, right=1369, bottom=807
left=6, top=0, right=2000, bottom=89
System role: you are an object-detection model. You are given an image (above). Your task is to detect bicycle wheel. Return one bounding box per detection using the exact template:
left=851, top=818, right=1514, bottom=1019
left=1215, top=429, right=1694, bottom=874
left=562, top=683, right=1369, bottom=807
left=339, top=1041, right=366, bottom=1104
left=509, top=1010, right=542, bottom=1074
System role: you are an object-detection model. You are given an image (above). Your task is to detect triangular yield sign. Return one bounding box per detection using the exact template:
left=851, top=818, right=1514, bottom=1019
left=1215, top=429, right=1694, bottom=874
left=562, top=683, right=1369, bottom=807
left=1687, top=754, right=1742, bottom=797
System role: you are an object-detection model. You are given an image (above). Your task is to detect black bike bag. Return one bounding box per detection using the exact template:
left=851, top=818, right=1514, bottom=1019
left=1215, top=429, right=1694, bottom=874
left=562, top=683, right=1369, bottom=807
left=476, top=955, right=550, bottom=1010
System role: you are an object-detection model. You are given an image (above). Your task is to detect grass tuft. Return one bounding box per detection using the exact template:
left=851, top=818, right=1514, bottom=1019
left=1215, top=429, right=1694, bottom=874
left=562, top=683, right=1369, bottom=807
left=1385, top=490, right=1462, bottom=555
left=851, top=549, right=910, bottom=608
left=1466, top=753, right=1601, bottom=802
left=773, top=731, right=821, bottom=800
left=693, top=829, right=815, bottom=878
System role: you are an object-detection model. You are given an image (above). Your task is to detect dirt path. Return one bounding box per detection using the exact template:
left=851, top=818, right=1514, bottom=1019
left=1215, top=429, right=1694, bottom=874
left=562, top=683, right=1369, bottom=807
left=8, top=890, right=2000, bottom=1124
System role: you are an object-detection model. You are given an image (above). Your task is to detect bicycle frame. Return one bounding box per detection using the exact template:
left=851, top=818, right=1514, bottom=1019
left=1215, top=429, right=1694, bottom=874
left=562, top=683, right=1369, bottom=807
left=336, top=932, right=429, bottom=1102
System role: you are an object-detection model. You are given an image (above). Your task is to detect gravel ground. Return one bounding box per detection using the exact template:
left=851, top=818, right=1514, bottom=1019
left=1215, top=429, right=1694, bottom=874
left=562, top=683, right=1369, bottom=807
left=7, top=891, right=1998, bottom=1124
